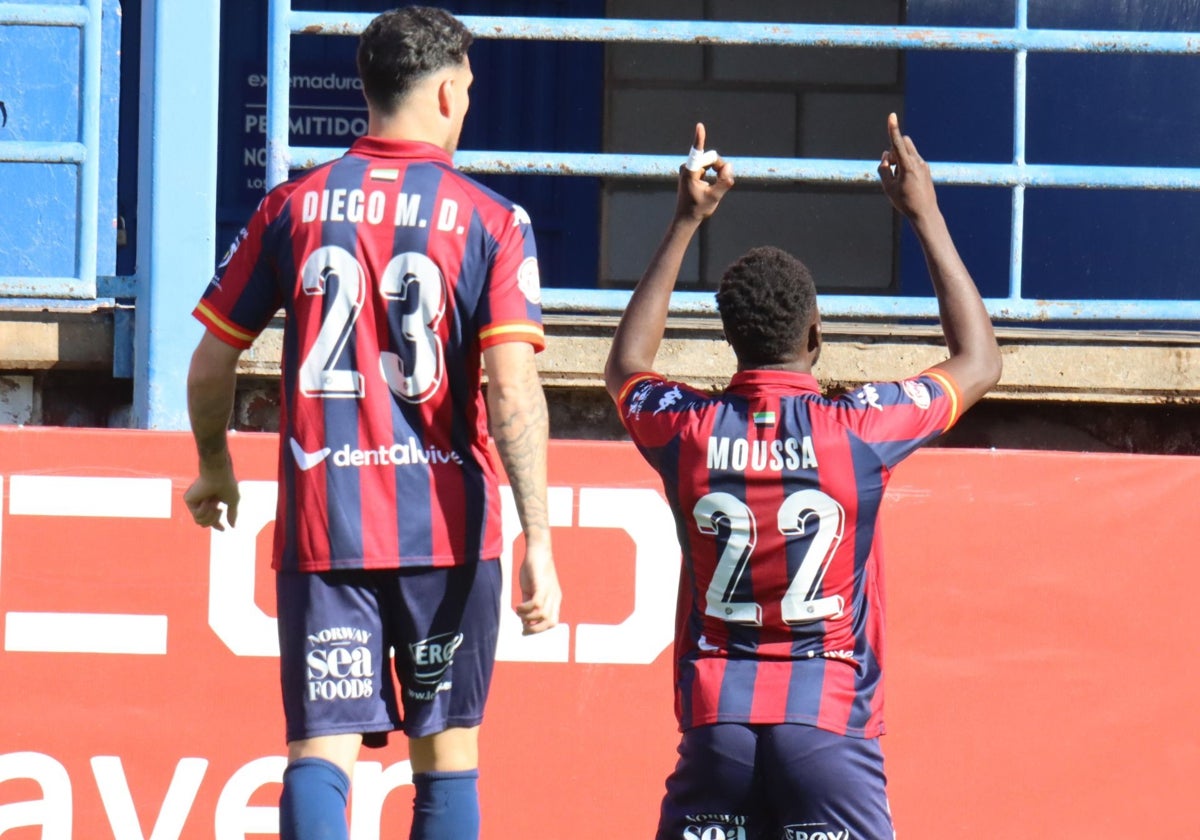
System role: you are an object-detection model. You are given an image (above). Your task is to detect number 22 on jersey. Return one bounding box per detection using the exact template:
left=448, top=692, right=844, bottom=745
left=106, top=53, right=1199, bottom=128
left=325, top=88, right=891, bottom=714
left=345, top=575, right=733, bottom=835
left=694, top=488, right=846, bottom=626
left=297, top=245, right=447, bottom=404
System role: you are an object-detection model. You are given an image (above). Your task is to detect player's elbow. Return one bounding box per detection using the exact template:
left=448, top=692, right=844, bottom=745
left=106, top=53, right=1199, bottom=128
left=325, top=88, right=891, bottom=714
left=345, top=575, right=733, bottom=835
left=603, top=353, right=627, bottom=402
left=963, top=343, right=1002, bottom=392
left=187, top=334, right=241, bottom=396
left=604, top=343, right=652, bottom=403
left=978, top=336, right=1003, bottom=390
left=956, top=346, right=1003, bottom=407
left=983, top=348, right=1003, bottom=390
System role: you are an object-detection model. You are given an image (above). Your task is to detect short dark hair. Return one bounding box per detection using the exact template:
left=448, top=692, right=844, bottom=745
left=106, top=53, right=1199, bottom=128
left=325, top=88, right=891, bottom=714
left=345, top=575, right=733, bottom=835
left=357, top=6, right=473, bottom=113
left=715, top=246, right=818, bottom=366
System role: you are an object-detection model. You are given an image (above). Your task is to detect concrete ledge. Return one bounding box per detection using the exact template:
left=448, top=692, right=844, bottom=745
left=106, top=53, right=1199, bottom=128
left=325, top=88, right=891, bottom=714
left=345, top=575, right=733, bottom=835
left=3, top=306, right=1196, bottom=405
left=0, top=307, right=115, bottom=370
left=237, top=313, right=1200, bottom=404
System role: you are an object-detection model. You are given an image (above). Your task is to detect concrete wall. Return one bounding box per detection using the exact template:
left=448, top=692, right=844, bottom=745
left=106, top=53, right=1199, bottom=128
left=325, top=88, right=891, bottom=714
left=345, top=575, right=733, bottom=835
left=601, top=0, right=904, bottom=290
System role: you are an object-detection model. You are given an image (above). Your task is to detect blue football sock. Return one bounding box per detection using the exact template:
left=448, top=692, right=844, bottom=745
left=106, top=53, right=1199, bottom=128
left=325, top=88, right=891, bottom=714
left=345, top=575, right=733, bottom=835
left=279, top=757, right=351, bottom=840
left=411, top=769, right=480, bottom=840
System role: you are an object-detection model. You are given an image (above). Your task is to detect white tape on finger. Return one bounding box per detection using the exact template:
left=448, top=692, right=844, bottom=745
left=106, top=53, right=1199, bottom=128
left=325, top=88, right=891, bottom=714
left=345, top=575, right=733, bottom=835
left=685, top=147, right=719, bottom=172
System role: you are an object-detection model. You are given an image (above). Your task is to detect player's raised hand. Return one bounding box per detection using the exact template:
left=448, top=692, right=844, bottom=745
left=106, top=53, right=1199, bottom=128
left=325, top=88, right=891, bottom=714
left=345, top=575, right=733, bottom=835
left=878, top=112, right=938, bottom=222
left=676, top=123, right=734, bottom=223
left=515, top=540, right=562, bottom=635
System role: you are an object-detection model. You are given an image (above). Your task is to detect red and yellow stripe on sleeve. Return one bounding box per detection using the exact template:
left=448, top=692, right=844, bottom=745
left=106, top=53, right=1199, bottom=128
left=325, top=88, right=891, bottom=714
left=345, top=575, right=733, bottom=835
left=924, top=367, right=963, bottom=430
left=616, top=372, right=658, bottom=406
left=479, top=320, right=545, bottom=352
left=193, top=301, right=258, bottom=350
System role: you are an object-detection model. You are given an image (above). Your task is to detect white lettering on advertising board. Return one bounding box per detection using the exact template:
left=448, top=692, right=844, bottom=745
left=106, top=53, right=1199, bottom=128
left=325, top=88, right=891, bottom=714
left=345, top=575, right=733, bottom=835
left=0, top=477, right=681, bottom=664
left=0, top=751, right=412, bottom=839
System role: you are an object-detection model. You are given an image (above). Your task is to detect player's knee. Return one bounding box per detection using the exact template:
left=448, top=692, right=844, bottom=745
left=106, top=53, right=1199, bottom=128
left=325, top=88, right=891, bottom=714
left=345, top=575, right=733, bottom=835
left=286, top=733, right=363, bottom=778
left=408, top=726, right=480, bottom=773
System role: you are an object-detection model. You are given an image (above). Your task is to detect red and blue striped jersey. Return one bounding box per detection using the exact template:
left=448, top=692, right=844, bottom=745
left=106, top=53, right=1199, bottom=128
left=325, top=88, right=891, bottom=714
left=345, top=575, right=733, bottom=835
left=617, top=367, right=962, bottom=737
left=195, top=137, right=544, bottom=572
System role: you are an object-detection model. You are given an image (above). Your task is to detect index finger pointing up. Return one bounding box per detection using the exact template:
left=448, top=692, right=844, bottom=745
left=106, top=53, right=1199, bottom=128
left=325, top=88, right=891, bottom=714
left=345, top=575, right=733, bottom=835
left=694, top=122, right=706, bottom=152
left=887, top=112, right=904, bottom=154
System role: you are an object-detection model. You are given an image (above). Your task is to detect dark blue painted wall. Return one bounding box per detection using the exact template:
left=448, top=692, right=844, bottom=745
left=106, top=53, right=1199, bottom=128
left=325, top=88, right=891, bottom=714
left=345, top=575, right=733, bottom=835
left=903, top=0, right=1200, bottom=304
left=212, top=0, right=602, bottom=289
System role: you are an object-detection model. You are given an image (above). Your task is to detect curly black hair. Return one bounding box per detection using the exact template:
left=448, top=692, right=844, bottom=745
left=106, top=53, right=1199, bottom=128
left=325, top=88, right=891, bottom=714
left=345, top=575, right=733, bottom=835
left=357, top=7, right=473, bottom=113
left=715, top=246, right=818, bottom=366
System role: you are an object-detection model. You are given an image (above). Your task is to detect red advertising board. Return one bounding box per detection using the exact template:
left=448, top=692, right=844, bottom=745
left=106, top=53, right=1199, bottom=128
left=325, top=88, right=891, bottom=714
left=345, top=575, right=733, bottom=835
left=0, top=428, right=1197, bottom=838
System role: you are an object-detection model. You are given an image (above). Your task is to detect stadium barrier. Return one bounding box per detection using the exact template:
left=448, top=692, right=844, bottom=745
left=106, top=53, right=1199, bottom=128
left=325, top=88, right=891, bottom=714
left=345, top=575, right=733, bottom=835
left=0, top=427, right=1196, bottom=838
left=0, top=0, right=104, bottom=299
left=9, top=2, right=1200, bottom=427
left=270, top=0, right=1200, bottom=322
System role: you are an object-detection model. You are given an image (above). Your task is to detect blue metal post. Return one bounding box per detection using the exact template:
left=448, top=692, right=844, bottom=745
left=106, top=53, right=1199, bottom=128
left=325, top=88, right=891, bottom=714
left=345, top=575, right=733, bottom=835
left=1009, top=0, right=1028, bottom=304
left=284, top=149, right=1200, bottom=190
left=266, top=0, right=292, bottom=188
left=76, top=0, right=102, bottom=297
left=132, top=0, right=221, bottom=429
left=539, top=289, right=1200, bottom=322
left=286, top=13, right=1200, bottom=54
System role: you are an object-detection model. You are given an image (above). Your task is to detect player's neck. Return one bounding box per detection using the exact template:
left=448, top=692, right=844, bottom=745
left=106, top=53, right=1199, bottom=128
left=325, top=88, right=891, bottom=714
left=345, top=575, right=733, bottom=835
left=736, top=360, right=815, bottom=375
left=367, top=112, right=454, bottom=154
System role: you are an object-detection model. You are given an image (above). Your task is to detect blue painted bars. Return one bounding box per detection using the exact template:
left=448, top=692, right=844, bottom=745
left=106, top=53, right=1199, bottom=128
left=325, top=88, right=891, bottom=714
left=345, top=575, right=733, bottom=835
left=265, top=1, right=1200, bottom=321
left=0, top=0, right=103, bottom=299
left=131, top=0, right=220, bottom=428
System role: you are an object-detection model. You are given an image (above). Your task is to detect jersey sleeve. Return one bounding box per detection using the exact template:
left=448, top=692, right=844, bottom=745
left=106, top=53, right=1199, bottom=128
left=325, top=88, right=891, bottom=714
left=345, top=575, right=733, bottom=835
left=616, top=373, right=711, bottom=467
left=477, top=203, right=545, bottom=353
left=193, top=194, right=287, bottom=350
left=832, top=367, right=964, bottom=468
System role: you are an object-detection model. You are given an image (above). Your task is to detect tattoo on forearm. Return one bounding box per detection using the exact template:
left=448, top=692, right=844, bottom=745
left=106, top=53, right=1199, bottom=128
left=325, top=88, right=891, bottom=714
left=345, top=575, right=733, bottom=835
left=189, top=379, right=236, bottom=468
left=491, top=363, right=550, bottom=542
left=195, top=429, right=230, bottom=463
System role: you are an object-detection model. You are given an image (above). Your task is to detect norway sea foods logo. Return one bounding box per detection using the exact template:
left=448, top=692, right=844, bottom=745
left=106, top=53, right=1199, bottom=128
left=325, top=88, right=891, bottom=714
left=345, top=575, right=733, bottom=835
left=306, top=626, right=376, bottom=702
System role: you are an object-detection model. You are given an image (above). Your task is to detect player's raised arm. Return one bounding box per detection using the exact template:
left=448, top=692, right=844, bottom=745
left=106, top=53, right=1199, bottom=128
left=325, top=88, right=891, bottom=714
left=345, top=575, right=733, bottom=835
left=878, top=112, right=1002, bottom=409
left=603, top=123, right=734, bottom=400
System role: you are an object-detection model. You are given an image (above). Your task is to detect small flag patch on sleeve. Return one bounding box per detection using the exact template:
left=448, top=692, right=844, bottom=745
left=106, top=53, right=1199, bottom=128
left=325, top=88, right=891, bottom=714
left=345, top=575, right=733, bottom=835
left=753, top=411, right=776, bottom=426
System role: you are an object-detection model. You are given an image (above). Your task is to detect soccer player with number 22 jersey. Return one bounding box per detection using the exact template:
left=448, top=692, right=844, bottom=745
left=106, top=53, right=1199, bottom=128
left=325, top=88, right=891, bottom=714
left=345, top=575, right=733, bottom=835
left=605, top=117, right=1002, bottom=840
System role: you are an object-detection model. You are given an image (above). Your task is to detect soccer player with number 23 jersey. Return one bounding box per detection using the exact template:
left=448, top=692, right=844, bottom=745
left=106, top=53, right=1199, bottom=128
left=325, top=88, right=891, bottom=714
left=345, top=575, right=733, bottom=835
left=605, top=117, right=1002, bottom=839
left=184, top=8, right=561, bottom=840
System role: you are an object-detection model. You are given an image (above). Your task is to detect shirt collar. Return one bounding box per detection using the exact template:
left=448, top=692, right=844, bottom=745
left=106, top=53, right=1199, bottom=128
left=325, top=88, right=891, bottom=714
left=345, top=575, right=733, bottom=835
left=347, top=136, right=453, bottom=165
left=726, top=369, right=821, bottom=395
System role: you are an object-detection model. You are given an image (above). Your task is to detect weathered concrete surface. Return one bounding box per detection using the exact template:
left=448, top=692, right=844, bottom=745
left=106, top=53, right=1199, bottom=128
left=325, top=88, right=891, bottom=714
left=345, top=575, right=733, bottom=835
left=530, top=316, right=1200, bottom=405
left=0, top=376, right=35, bottom=424
left=237, top=313, right=1200, bottom=405
left=5, top=307, right=1195, bottom=404
left=0, top=309, right=114, bottom=370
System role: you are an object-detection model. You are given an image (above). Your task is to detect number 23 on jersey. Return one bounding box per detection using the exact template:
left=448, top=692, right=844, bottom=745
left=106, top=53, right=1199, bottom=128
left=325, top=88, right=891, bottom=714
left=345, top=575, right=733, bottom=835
left=297, top=245, right=447, bottom=404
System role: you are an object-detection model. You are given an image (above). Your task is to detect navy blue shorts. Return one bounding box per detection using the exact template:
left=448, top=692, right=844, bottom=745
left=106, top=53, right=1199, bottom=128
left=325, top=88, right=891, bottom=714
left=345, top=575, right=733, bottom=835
left=656, top=723, right=894, bottom=840
left=276, top=562, right=501, bottom=747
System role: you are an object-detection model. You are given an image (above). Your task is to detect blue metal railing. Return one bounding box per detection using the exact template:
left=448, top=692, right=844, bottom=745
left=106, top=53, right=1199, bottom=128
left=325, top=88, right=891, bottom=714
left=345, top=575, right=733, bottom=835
left=0, top=0, right=103, bottom=299
left=266, top=0, right=1200, bottom=322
